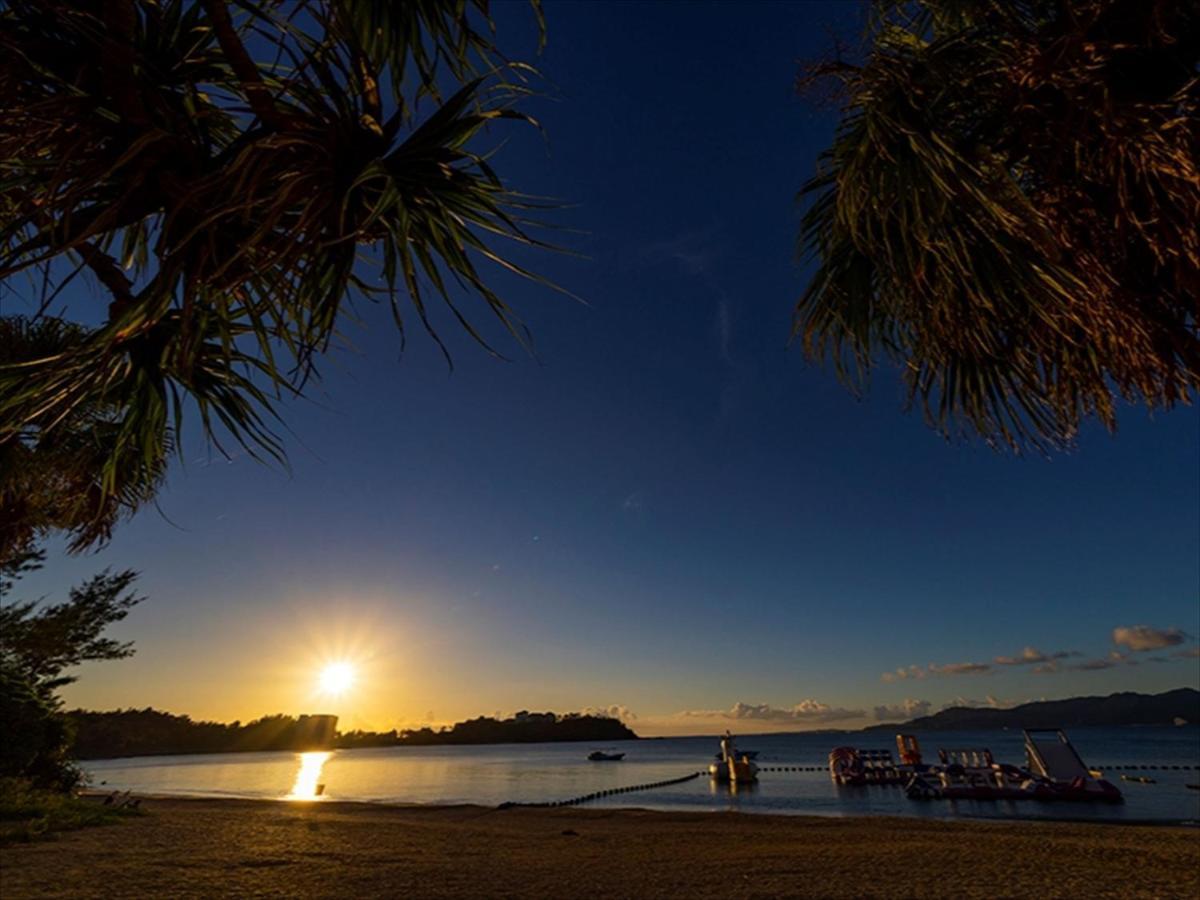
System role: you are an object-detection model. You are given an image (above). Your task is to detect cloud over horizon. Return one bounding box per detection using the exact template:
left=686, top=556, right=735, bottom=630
left=940, top=695, right=1022, bottom=711
left=582, top=705, right=637, bottom=722
left=994, top=646, right=1077, bottom=666
left=882, top=661, right=991, bottom=682
left=929, top=662, right=992, bottom=676
left=1112, top=625, right=1187, bottom=652
left=679, top=700, right=864, bottom=724
left=873, top=699, right=932, bottom=721
left=882, top=628, right=1198, bottom=683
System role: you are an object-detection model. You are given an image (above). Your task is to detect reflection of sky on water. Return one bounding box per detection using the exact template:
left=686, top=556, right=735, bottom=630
left=84, top=727, right=1200, bottom=822
left=287, top=751, right=331, bottom=800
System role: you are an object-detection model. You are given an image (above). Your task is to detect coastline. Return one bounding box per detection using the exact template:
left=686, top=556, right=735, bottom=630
left=3, top=796, right=1198, bottom=899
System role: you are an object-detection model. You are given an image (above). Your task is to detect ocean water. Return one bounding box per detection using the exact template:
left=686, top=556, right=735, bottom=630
left=85, top=726, right=1200, bottom=823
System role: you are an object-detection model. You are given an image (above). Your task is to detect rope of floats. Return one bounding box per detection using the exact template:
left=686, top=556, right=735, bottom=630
left=766, top=763, right=1200, bottom=772
left=498, top=771, right=704, bottom=809
left=1091, top=764, right=1199, bottom=770
left=496, top=762, right=1199, bottom=809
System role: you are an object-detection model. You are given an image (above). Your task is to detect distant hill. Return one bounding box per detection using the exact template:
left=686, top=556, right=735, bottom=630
left=863, top=688, right=1200, bottom=733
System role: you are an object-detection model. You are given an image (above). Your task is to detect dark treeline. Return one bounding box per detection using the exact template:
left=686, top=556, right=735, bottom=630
left=67, top=710, right=338, bottom=759
left=67, top=709, right=636, bottom=759
left=342, top=711, right=639, bottom=748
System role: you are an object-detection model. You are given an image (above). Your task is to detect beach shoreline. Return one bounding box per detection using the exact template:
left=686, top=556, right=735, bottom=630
left=3, top=795, right=1197, bottom=899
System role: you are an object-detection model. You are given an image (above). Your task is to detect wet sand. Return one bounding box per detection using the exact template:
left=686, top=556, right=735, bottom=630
left=2, top=797, right=1197, bottom=899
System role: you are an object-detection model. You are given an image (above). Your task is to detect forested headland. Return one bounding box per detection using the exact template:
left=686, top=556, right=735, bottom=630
left=66, top=709, right=637, bottom=759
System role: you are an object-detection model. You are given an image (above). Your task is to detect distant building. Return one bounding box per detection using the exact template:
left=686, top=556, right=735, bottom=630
left=296, top=714, right=338, bottom=749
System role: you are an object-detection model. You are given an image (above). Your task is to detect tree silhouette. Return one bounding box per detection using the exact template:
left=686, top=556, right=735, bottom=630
left=796, top=0, right=1198, bottom=450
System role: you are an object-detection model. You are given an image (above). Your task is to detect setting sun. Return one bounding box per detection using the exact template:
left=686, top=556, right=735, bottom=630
left=317, top=662, right=356, bottom=696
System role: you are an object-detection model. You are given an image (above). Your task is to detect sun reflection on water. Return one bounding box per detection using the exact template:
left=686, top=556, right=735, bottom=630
left=287, top=751, right=332, bottom=800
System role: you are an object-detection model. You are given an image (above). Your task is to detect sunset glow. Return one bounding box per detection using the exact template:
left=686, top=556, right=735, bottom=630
left=317, top=663, right=356, bottom=697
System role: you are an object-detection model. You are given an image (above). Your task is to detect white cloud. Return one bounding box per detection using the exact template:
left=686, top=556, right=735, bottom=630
left=581, top=705, right=637, bottom=722
left=1113, top=625, right=1187, bottom=652
left=679, top=700, right=864, bottom=724
left=940, top=695, right=1019, bottom=711
left=872, top=699, right=932, bottom=721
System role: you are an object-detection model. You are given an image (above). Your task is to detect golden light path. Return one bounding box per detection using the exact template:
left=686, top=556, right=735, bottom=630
left=287, top=751, right=332, bottom=800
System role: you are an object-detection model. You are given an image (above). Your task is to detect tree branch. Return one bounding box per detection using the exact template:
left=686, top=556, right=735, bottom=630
left=76, top=242, right=135, bottom=321
left=100, top=0, right=150, bottom=126
left=201, top=0, right=291, bottom=130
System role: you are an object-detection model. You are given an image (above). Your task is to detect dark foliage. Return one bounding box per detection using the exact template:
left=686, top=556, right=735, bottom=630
left=67, top=709, right=338, bottom=759
left=0, top=0, right=560, bottom=557
left=0, top=549, right=141, bottom=689
left=797, top=0, right=1199, bottom=450
left=67, top=708, right=635, bottom=758
left=0, top=545, right=142, bottom=788
left=0, top=658, right=79, bottom=790
left=388, top=710, right=638, bottom=746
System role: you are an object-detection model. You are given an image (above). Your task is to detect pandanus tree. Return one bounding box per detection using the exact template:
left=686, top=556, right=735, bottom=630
left=795, top=0, right=1199, bottom=451
left=0, top=0, right=557, bottom=561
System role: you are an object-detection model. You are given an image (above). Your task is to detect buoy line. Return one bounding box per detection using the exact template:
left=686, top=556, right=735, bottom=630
left=498, top=771, right=704, bottom=810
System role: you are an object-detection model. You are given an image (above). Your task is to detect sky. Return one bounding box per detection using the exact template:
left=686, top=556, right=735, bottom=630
left=12, top=1, right=1200, bottom=736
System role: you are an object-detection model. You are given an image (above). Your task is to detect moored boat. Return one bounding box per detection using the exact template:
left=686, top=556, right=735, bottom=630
left=710, top=731, right=758, bottom=783
left=831, top=729, right=1122, bottom=804
left=587, top=750, right=625, bottom=761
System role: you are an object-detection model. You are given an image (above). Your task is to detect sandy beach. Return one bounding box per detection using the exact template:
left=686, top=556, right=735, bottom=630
left=2, top=797, right=1197, bottom=899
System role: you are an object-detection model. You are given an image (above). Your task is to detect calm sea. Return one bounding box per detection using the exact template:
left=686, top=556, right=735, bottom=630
left=85, top=726, right=1200, bottom=823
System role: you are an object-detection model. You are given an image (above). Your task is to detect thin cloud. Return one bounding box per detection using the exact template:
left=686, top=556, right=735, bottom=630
left=881, top=665, right=927, bottom=683
left=641, top=226, right=719, bottom=276
left=873, top=699, right=931, bottom=721
left=1071, top=658, right=1119, bottom=671
left=994, top=646, right=1076, bottom=666
left=678, top=700, right=864, bottom=724
left=887, top=631, right=1195, bottom=683
left=928, top=662, right=992, bottom=676
left=1113, top=625, right=1187, bottom=652
left=883, top=661, right=991, bottom=680
left=941, top=695, right=1019, bottom=711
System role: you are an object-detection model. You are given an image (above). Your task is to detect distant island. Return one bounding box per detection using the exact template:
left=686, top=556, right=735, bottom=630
left=337, top=710, right=638, bottom=749
left=863, top=688, right=1199, bottom=733
left=66, top=708, right=637, bottom=760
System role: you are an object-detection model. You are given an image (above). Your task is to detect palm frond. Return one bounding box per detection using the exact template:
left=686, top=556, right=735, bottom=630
left=0, top=0, right=564, bottom=552
left=796, top=0, right=1200, bottom=451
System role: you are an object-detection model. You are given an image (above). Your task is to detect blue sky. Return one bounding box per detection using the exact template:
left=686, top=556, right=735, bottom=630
left=17, top=1, right=1200, bottom=734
